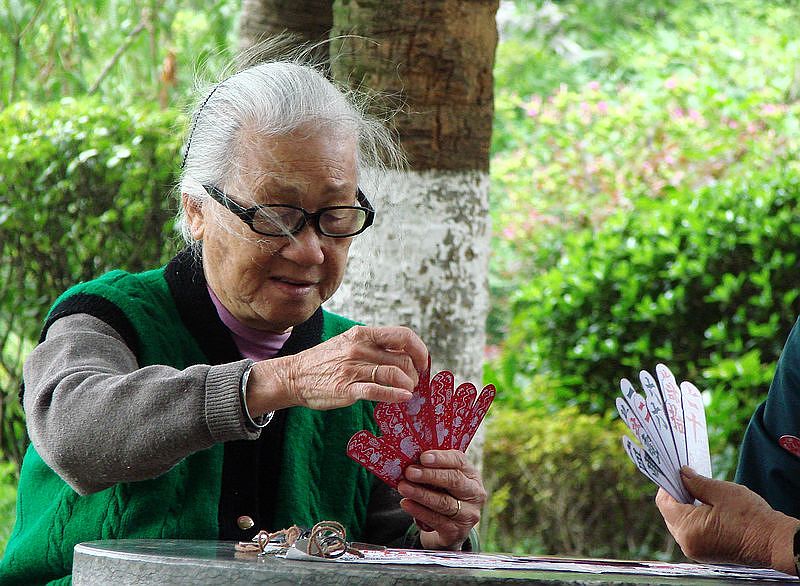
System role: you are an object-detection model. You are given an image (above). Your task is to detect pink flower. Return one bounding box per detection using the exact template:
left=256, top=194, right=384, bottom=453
left=502, top=226, right=515, bottom=239
left=525, top=95, right=542, bottom=118
left=596, top=101, right=609, bottom=114
left=664, top=77, right=678, bottom=90
left=586, top=81, right=601, bottom=91
left=761, top=103, right=783, bottom=116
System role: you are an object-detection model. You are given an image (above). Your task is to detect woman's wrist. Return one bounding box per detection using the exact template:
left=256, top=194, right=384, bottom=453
left=245, top=357, right=298, bottom=415
left=239, top=364, right=273, bottom=430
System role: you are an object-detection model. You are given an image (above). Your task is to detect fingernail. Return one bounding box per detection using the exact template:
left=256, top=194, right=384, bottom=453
left=680, top=466, right=697, bottom=478
left=399, top=390, right=412, bottom=401
left=406, top=467, right=422, bottom=480
left=420, top=452, right=435, bottom=465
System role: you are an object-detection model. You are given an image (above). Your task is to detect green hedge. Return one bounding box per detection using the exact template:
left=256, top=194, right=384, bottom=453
left=482, top=406, right=676, bottom=559
left=490, top=164, right=800, bottom=477
left=0, top=98, right=184, bottom=465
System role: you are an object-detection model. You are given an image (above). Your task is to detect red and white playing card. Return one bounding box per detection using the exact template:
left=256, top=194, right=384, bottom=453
left=398, top=355, right=436, bottom=450
left=450, top=382, right=477, bottom=449
left=346, top=430, right=411, bottom=488
left=617, top=364, right=712, bottom=505
left=347, top=356, right=496, bottom=488
left=455, top=384, right=496, bottom=453
left=430, top=370, right=455, bottom=449
left=373, top=402, right=423, bottom=462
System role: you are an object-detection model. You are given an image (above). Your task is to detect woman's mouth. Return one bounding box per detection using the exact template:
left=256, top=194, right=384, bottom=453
left=271, top=276, right=317, bottom=295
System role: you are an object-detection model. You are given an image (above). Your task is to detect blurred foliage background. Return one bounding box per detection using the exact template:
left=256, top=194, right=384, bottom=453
left=2, top=0, right=800, bottom=562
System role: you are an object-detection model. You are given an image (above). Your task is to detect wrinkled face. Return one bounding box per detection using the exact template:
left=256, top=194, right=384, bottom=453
left=183, top=128, right=358, bottom=333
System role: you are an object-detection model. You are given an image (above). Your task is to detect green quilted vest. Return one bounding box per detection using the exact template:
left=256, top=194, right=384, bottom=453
left=0, top=266, right=375, bottom=585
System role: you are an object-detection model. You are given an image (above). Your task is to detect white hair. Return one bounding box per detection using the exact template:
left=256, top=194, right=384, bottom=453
left=176, top=39, right=404, bottom=244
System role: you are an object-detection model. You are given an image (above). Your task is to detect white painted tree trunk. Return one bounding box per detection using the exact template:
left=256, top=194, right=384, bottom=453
left=326, top=168, right=491, bottom=461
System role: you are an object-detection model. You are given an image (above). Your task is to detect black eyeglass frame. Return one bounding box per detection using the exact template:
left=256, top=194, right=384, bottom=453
left=202, top=184, right=375, bottom=238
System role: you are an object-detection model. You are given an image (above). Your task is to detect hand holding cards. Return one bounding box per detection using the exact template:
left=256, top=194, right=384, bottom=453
left=347, top=356, right=496, bottom=488
left=617, top=363, right=712, bottom=504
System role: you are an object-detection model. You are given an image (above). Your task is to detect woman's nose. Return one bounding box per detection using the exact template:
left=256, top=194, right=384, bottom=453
left=279, top=224, right=325, bottom=265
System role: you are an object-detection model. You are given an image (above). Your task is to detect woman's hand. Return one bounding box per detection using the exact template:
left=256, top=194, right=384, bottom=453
left=397, top=449, right=487, bottom=550
left=248, top=325, right=429, bottom=412
left=656, top=466, right=800, bottom=575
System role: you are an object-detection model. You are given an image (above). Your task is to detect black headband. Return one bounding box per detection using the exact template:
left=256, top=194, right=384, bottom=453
left=181, top=82, right=223, bottom=170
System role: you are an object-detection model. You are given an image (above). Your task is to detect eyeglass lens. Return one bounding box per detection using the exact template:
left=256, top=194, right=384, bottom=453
left=252, top=206, right=368, bottom=237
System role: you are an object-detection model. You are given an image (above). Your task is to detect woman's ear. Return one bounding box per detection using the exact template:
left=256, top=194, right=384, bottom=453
left=182, top=194, right=206, bottom=241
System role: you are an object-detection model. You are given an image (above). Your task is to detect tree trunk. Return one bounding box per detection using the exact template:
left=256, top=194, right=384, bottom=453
left=327, top=0, right=498, bottom=455
left=238, top=0, right=333, bottom=60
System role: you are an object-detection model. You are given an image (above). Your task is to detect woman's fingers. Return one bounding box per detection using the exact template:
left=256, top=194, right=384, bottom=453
left=399, top=496, right=475, bottom=530
left=366, top=363, right=417, bottom=391
left=364, top=326, right=429, bottom=373
left=394, top=448, right=488, bottom=550
left=402, top=451, right=483, bottom=498
left=353, top=327, right=428, bottom=390
left=398, top=482, right=480, bottom=526
left=352, top=381, right=412, bottom=403
left=261, top=325, right=429, bottom=411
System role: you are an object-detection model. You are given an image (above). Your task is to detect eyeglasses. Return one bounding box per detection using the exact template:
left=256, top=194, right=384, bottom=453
left=203, top=184, right=375, bottom=238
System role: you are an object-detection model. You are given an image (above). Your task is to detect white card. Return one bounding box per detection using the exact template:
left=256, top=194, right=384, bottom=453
left=617, top=388, right=674, bottom=479
left=620, top=380, right=681, bottom=480
left=680, top=380, right=712, bottom=477
left=615, top=397, right=684, bottom=493
left=617, top=364, right=711, bottom=505
left=641, top=367, right=686, bottom=470
left=621, top=436, right=686, bottom=503
left=616, top=390, right=690, bottom=503
left=654, top=364, right=689, bottom=468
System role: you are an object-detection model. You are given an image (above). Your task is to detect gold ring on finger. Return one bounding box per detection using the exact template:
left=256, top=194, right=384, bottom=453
left=371, top=364, right=380, bottom=383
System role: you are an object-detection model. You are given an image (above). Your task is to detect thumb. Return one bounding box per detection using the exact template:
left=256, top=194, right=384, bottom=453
left=679, top=466, right=718, bottom=503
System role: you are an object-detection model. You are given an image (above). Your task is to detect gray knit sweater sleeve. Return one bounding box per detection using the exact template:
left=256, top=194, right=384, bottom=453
left=23, top=313, right=260, bottom=495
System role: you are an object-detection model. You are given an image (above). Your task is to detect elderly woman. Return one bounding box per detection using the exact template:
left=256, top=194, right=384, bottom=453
left=0, top=54, right=486, bottom=584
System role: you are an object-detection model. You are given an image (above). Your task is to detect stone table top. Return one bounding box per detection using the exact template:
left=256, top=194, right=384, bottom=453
left=72, top=540, right=798, bottom=585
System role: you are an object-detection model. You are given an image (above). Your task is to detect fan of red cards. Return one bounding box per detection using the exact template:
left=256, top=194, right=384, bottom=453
left=616, top=363, right=712, bottom=504
left=346, top=357, right=496, bottom=488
